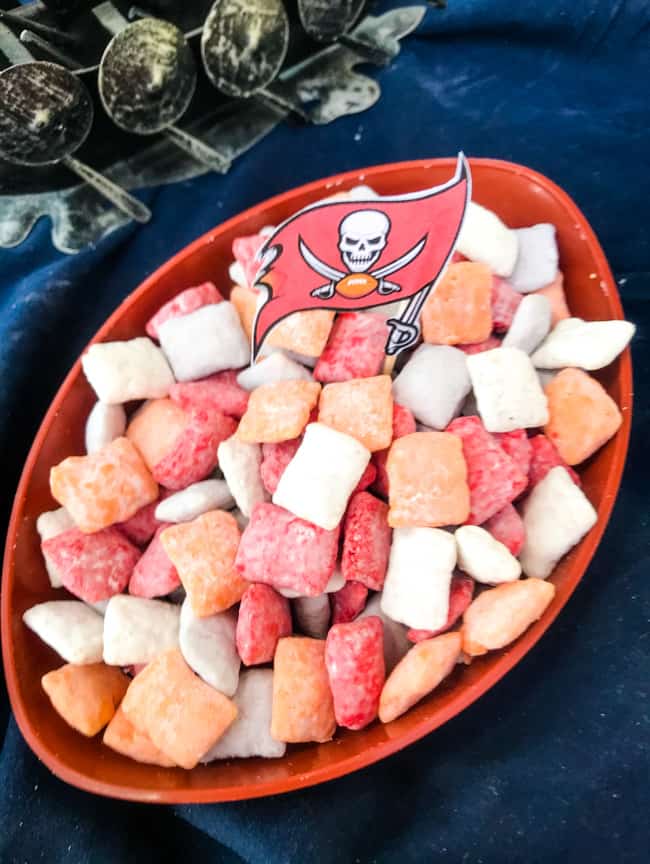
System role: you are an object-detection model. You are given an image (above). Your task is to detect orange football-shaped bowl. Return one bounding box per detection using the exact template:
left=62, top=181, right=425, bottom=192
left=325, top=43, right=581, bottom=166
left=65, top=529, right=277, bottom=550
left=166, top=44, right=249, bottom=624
left=336, top=272, right=379, bottom=298
left=1, top=159, right=632, bottom=803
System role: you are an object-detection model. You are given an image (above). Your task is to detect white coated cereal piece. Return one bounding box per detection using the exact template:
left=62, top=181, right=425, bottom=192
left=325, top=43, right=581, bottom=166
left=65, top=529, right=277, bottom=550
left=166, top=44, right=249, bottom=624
left=278, top=566, right=345, bottom=599
left=236, top=351, right=313, bottom=391
left=155, top=479, right=234, bottom=523
left=88, top=600, right=109, bottom=615
left=273, top=423, right=370, bottom=530
left=229, top=261, right=247, bottom=287
left=293, top=594, right=330, bottom=638
left=530, top=318, right=636, bottom=371
left=381, top=527, right=456, bottom=631
left=202, top=669, right=285, bottom=761
left=509, top=224, right=559, bottom=293
left=82, top=337, right=174, bottom=404
left=179, top=600, right=240, bottom=696
left=348, top=184, right=379, bottom=199
left=467, top=347, right=548, bottom=432
left=502, top=294, right=552, bottom=354
left=217, top=436, right=269, bottom=518
left=102, top=595, right=180, bottom=666
left=158, top=302, right=250, bottom=382
left=85, top=401, right=127, bottom=454
left=36, top=507, right=74, bottom=588
left=23, top=601, right=104, bottom=664
left=456, top=201, right=519, bottom=277
left=358, top=595, right=410, bottom=673
left=455, top=525, right=521, bottom=584
left=520, top=466, right=597, bottom=580
left=392, top=344, right=471, bottom=429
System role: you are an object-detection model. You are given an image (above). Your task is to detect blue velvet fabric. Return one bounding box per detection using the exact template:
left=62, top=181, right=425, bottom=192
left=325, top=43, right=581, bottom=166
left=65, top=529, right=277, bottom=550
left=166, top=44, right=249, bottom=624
left=1, top=2, right=649, bottom=861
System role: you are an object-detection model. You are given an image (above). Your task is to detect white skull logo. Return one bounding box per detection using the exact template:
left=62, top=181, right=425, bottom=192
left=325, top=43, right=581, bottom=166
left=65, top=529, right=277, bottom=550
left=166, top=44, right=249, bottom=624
left=338, top=209, right=390, bottom=273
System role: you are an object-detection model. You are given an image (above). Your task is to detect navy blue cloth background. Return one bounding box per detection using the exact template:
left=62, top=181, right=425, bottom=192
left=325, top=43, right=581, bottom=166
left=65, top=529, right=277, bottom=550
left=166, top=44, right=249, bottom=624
left=1, top=2, right=649, bottom=861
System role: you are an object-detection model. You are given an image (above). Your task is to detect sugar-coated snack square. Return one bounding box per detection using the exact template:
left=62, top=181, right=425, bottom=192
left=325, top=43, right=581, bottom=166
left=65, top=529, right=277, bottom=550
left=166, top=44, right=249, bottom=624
left=421, top=262, right=493, bottom=345
left=387, top=432, right=470, bottom=528
left=331, top=580, right=369, bottom=624
left=103, top=706, right=176, bottom=767
left=154, top=479, right=234, bottom=523
left=273, top=423, right=370, bottom=530
left=407, top=572, right=475, bottom=642
left=358, top=594, right=411, bottom=673
left=510, top=224, right=559, bottom=293
left=217, top=435, right=269, bottom=517
left=152, top=408, right=237, bottom=490
left=128, top=525, right=180, bottom=598
left=466, top=347, right=549, bottom=432
left=103, top=595, right=180, bottom=666
left=260, top=438, right=301, bottom=494
left=121, top=648, right=237, bottom=769
left=50, top=437, right=158, bottom=533
left=293, top=594, right=331, bottom=638
left=23, top=601, right=104, bottom=664
left=535, top=272, right=570, bottom=325
left=318, top=375, right=393, bottom=451
left=447, top=416, right=528, bottom=524
left=160, top=510, right=244, bottom=616
left=145, top=282, right=223, bottom=340
left=82, top=338, right=174, bottom=404
left=372, top=403, right=417, bottom=498
left=528, top=433, right=580, bottom=487
left=455, top=525, right=521, bottom=584
left=379, top=631, right=461, bottom=723
left=159, top=302, right=250, bottom=382
left=271, top=637, right=336, bottom=743
left=502, top=294, right=552, bottom=354
left=36, top=507, right=74, bottom=588
left=236, top=583, right=291, bottom=666
left=531, top=317, right=635, bottom=371
left=483, top=504, right=526, bottom=556
left=42, top=663, right=129, bottom=736
left=236, top=352, right=313, bottom=391
left=169, top=370, right=249, bottom=419
left=392, top=344, right=471, bottom=430
left=492, top=429, right=532, bottom=478
left=325, top=617, right=385, bottom=730
left=520, top=466, right=597, bottom=579
left=544, top=368, right=623, bottom=465
left=462, top=578, right=556, bottom=655
left=381, top=527, right=457, bottom=630
left=126, top=398, right=189, bottom=471
left=456, top=201, right=518, bottom=277
left=85, top=401, right=127, bottom=455
left=179, top=600, right=240, bottom=696
left=42, top=527, right=140, bottom=602
left=238, top=380, right=321, bottom=443
left=490, top=276, right=522, bottom=332
left=264, top=309, right=335, bottom=358
left=314, top=312, right=388, bottom=382
left=235, top=502, right=338, bottom=596
left=341, top=491, right=391, bottom=590
left=116, top=496, right=166, bottom=546
left=202, top=669, right=286, bottom=762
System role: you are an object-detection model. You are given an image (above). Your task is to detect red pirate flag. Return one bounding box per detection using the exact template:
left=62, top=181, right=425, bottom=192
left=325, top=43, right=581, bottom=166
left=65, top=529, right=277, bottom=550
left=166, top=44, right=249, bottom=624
left=252, top=153, right=471, bottom=359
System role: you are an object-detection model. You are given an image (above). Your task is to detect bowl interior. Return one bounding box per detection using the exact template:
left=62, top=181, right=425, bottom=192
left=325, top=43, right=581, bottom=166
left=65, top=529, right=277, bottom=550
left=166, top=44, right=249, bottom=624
left=1, top=158, right=632, bottom=803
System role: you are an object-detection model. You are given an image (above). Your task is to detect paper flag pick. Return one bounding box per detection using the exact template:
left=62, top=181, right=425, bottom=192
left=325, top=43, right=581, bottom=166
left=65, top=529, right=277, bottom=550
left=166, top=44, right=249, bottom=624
left=251, top=153, right=471, bottom=359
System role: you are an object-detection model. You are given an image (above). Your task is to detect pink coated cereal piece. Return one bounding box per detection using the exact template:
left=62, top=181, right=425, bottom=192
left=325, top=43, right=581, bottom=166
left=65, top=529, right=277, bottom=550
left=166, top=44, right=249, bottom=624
left=451, top=251, right=467, bottom=263
left=528, top=434, right=581, bottom=488
left=42, top=527, right=141, bottom=602
left=331, top=581, right=369, bottom=624
left=535, top=272, right=570, bottom=326
left=260, top=438, right=301, bottom=494
left=128, top=525, right=181, bottom=598
left=492, top=429, right=532, bottom=478
left=491, top=276, right=522, bottom=333
left=483, top=503, right=526, bottom=556
left=325, top=617, right=385, bottom=730
left=232, top=232, right=267, bottom=287
left=116, top=493, right=169, bottom=546
left=458, top=336, right=502, bottom=355
left=152, top=409, right=237, bottom=491
left=447, top=416, right=528, bottom=525
left=372, top=403, right=416, bottom=498
left=353, top=461, right=377, bottom=493
left=169, top=370, right=250, bottom=419
left=235, top=502, right=339, bottom=597
left=145, top=282, right=223, bottom=340
left=313, top=312, right=389, bottom=383
left=407, top=573, right=475, bottom=642
left=236, top=584, right=292, bottom=665
left=341, top=492, right=391, bottom=591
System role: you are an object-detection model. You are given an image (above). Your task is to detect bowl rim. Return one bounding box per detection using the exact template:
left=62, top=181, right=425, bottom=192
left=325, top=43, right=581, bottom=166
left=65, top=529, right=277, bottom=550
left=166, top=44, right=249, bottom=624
left=1, top=157, right=633, bottom=803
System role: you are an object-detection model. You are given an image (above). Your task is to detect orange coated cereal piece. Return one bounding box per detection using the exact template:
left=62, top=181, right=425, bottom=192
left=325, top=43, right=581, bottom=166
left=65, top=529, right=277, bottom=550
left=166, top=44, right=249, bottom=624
left=121, top=649, right=237, bottom=769
left=535, top=272, right=570, bottom=325
left=237, top=380, right=321, bottom=443
left=544, top=368, right=622, bottom=465
left=421, top=262, right=493, bottom=345
left=126, top=398, right=189, bottom=471
left=318, top=375, right=393, bottom=452
left=42, top=663, right=129, bottom=736
left=160, top=510, right=245, bottom=616
left=271, top=637, right=336, bottom=743
left=387, top=432, right=470, bottom=527
left=230, top=284, right=258, bottom=339
left=103, top=706, right=176, bottom=767
left=50, top=437, right=158, bottom=534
